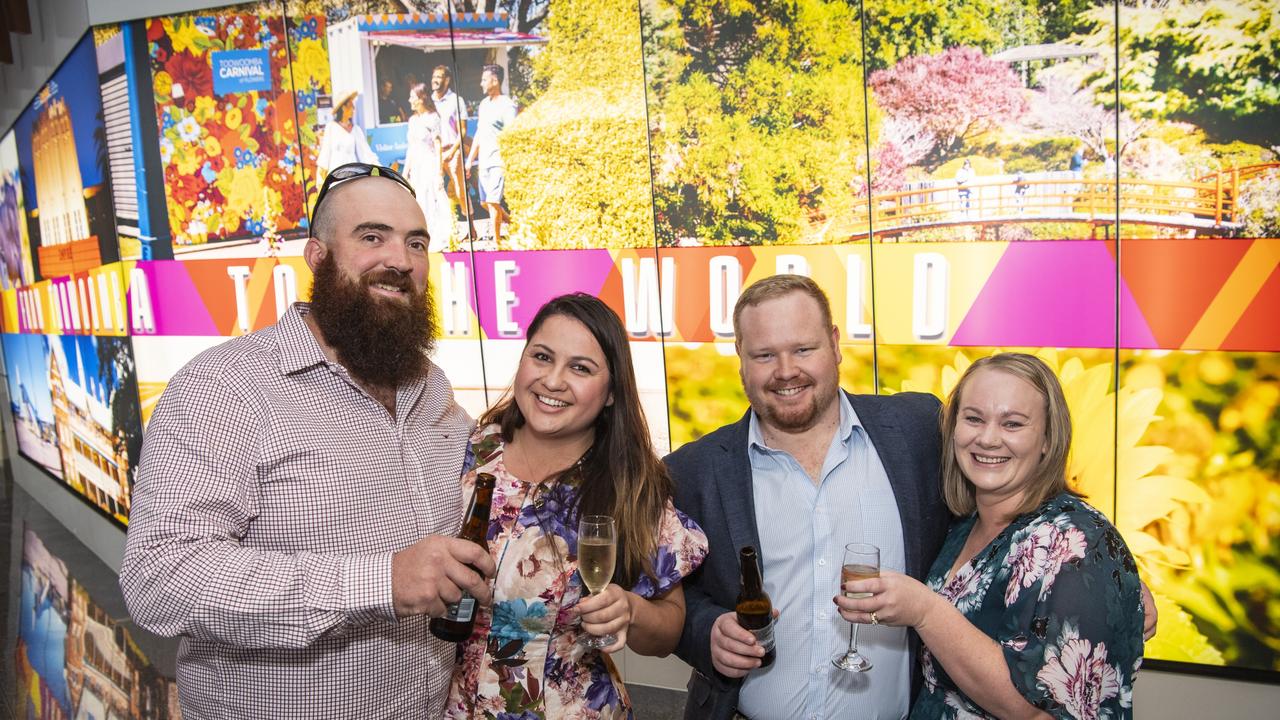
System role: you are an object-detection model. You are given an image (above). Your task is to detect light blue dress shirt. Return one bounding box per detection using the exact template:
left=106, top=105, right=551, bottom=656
left=737, top=394, right=910, bottom=720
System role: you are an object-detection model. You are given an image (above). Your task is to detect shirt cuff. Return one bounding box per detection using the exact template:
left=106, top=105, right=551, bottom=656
left=343, top=551, right=397, bottom=625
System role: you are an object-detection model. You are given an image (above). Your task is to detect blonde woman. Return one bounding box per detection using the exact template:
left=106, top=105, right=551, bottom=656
left=836, top=353, right=1144, bottom=719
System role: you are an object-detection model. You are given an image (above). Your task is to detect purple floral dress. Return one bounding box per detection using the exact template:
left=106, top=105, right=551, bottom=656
left=910, top=493, right=1144, bottom=720
left=444, top=425, right=708, bottom=719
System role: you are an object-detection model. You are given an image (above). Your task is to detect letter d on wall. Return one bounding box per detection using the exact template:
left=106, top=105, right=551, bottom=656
left=912, top=252, right=948, bottom=341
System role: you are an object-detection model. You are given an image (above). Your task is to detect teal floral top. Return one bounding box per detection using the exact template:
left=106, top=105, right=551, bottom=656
left=910, top=493, right=1144, bottom=719
left=445, top=425, right=708, bottom=719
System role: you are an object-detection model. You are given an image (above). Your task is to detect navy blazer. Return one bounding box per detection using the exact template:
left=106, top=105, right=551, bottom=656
left=666, top=391, right=950, bottom=720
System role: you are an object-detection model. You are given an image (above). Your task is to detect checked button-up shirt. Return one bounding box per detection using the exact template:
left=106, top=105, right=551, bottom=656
left=120, top=303, right=472, bottom=719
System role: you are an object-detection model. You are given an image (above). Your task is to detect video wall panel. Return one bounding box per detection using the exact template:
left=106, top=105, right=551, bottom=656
left=147, top=5, right=311, bottom=253
left=1112, top=0, right=1279, bottom=679
left=3, top=332, right=63, bottom=478
left=0, top=0, right=1276, bottom=679
left=13, top=34, right=121, bottom=281
left=16, top=526, right=182, bottom=718
left=1, top=130, right=35, bottom=287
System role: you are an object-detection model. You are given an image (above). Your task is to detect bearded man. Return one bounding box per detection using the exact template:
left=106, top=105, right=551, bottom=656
left=120, top=164, right=495, bottom=720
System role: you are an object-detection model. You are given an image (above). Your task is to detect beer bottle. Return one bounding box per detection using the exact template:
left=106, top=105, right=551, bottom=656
left=735, top=545, right=776, bottom=667
left=429, top=472, right=496, bottom=642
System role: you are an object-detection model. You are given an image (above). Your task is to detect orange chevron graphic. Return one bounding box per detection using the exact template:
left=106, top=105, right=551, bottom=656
left=1181, top=240, right=1280, bottom=350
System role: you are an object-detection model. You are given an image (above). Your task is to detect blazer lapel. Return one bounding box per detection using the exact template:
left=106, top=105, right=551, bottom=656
left=715, top=411, right=762, bottom=556
left=849, top=393, right=926, bottom=579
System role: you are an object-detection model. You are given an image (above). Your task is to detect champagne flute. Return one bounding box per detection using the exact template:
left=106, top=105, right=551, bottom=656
left=832, top=542, right=879, bottom=672
left=577, top=515, right=618, bottom=649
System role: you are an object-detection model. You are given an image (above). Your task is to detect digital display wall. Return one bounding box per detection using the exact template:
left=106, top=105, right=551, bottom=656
left=0, top=0, right=1275, bottom=680
left=13, top=34, right=121, bottom=281
left=0, top=130, right=34, bottom=288
left=15, top=526, right=182, bottom=719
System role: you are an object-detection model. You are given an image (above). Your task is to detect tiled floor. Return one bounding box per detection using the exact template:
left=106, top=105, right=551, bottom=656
left=629, top=683, right=689, bottom=718
left=1, top=462, right=689, bottom=718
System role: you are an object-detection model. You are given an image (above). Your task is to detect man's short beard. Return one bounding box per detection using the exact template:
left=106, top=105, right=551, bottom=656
left=746, top=375, right=841, bottom=435
left=308, top=252, right=437, bottom=388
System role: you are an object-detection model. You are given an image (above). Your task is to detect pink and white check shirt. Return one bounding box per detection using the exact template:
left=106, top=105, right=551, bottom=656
left=120, top=303, right=471, bottom=719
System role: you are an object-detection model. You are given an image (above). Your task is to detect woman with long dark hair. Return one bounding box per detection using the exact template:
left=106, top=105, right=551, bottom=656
left=444, top=293, right=708, bottom=719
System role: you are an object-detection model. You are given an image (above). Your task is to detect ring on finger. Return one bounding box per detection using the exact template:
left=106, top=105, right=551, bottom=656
left=870, top=611, right=880, bottom=626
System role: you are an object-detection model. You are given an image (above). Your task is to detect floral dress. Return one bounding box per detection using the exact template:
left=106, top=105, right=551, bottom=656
left=444, top=425, right=709, bottom=719
left=910, top=493, right=1144, bottom=720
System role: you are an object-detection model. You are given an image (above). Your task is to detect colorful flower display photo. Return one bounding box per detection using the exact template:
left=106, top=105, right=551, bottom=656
left=148, top=6, right=311, bottom=250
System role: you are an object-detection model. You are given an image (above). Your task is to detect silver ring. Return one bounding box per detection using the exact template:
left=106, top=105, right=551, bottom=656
left=870, top=611, right=880, bottom=626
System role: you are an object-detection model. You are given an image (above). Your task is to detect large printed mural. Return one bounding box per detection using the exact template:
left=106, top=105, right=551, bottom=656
left=0, top=0, right=1276, bottom=679
left=13, top=34, right=121, bottom=281
left=15, top=526, right=182, bottom=718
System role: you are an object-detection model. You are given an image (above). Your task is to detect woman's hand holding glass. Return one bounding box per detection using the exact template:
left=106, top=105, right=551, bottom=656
left=834, top=569, right=945, bottom=630
left=833, top=543, right=879, bottom=672
left=577, top=515, right=624, bottom=650
left=576, top=584, right=632, bottom=653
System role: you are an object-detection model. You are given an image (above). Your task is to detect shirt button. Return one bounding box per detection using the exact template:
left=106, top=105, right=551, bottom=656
left=817, top=558, right=826, bottom=566
left=819, top=611, right=829, bottom=620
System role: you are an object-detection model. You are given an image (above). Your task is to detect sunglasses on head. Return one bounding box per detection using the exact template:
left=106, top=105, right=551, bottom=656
left=309, top=163, right=416, bottom=236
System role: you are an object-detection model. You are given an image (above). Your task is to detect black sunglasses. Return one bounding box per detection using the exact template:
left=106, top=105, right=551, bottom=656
left=309, top=162, right=416, bottom=236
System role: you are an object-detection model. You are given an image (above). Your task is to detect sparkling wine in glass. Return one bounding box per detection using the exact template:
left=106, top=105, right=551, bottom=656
left=577, top=515, right=618, bottom=649
left=832, top=543, right=879, bottom=672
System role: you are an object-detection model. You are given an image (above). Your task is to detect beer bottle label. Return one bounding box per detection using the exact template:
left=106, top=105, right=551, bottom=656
left=749, top=622, right=775, bottom=653
left=442, top=595, right=476, bottom=623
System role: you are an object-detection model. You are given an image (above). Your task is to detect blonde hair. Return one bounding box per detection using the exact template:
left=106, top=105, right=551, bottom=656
left=940, top=353, right=1076, bottom=516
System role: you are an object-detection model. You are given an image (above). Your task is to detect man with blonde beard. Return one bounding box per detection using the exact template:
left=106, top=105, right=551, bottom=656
left=121, top=163, right=494, bottom=719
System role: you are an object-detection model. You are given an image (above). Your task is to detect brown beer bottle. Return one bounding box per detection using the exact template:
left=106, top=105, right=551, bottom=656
left=735, top=545, right=776, bottom=668
left=429, top=472, right=496, bottom=642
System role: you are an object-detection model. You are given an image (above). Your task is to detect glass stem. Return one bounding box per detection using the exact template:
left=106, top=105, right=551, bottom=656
left=848, top=622, right=859, bottom=654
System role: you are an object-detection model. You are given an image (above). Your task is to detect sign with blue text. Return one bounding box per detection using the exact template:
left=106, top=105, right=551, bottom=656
left=211, top=49, right=272, bottom=95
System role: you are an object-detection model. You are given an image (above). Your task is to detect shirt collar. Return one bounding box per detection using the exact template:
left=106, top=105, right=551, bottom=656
left=747, top=391, right=860, bottom=454
left=276, top=302, right=331, bottom=375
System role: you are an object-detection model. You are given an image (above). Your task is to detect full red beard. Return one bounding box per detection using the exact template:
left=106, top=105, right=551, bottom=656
left=307, top=252, right=437, bottom=388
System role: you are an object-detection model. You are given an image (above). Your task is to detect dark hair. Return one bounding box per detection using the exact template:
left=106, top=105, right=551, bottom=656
left=482, top=64, right=505, bottom=86
left=479, top=293, right=672, bottom=588
left=432, top=64, right=452, bottom=81
left=409, top=83, right=435, bottom=114
left=940, top=352, right=1077, bottom=517
left=334, top=98, right=355, bottom=123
